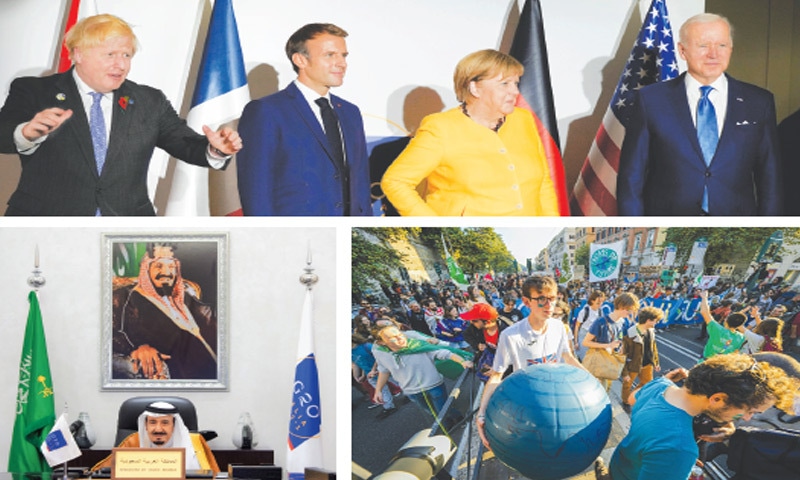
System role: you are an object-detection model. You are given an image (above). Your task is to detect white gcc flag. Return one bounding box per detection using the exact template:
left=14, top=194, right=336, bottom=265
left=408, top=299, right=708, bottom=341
left=40, top=413, right=81, bottom=466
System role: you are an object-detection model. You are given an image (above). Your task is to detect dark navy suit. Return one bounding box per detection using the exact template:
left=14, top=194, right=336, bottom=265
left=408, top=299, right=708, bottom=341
left=0, top=69, right=217, bottom=216
left=236, top=82, right=371, bottom=216
left=617, top=73, right=782, bottom=216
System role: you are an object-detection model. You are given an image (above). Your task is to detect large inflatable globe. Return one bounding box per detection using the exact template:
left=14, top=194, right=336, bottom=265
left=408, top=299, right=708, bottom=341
left=484, top=363, right=612, bottom=480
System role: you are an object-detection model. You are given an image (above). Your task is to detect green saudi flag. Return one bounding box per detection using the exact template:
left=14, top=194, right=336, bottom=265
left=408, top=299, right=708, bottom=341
left=8, top=291, right=55, bottom=474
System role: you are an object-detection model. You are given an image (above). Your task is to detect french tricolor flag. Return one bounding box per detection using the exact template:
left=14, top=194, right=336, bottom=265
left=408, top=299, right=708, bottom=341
left=165, top=0, right=249, bottom=216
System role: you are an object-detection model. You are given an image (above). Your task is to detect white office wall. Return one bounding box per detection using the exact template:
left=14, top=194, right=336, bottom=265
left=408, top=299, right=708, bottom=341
left=0, top=223, right=337, bottom=474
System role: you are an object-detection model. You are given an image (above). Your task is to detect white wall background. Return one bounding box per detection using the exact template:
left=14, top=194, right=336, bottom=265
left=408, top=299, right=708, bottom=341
left=0, top=0, right=705, bottom=212
left=0, top=223, right=337, bottom=475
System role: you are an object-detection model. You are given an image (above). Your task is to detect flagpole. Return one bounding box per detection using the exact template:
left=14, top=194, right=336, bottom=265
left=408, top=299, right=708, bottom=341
left=289, top=243, right=322, bottom=479
left=29, top=247, right=66, bottom=478
left=300, top=242, right=319, bottom=291
left=28, top=244, right=46, bottom=291
left=60, top=402, right=69, bottom=480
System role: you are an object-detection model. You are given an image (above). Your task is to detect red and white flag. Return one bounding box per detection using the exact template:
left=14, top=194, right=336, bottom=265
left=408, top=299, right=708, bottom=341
left=57, top=0, right=98, bottom=72
left=570, top=0, right=678, bottom=216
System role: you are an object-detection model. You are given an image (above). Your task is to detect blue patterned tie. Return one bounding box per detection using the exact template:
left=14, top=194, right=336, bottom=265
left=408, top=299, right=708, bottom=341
left=697, top=85, right=718, bottom=212
left=89, top=92, right=108, bottom=174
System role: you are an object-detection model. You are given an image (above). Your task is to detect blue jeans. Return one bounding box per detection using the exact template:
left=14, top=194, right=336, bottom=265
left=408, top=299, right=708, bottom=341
left=368, top=375, right=395, bottom=409
left=406, top=383, right=462, bottom=427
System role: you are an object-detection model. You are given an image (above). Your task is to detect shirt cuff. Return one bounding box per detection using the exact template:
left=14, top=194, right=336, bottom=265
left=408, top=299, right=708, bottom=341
left=14, top=123, right=47, bottom=154
left=206, top=145, right=230, bottom=170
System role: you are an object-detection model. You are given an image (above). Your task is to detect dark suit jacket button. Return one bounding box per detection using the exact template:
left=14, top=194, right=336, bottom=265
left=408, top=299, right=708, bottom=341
left=705, top=171, right=711, bottom=177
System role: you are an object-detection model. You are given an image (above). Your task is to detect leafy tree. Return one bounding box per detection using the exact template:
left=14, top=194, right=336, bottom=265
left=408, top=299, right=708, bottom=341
left=557, top=253, right=572, bottom=283
left=351, top=228, right=405, bottom=298
left=404, top=227, right=516, bottom=276
left=574, top=243, right=590, bottom=271
left=662, top=228, right=800, bottom=278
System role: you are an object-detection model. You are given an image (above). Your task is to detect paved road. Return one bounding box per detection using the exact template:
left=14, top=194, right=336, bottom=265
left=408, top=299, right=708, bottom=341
left=352, top=323, right=799, bottom=479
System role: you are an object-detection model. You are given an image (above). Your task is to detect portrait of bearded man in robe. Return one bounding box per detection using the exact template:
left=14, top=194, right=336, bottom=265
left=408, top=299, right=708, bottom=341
left=112, top=243, right=218, bottom=380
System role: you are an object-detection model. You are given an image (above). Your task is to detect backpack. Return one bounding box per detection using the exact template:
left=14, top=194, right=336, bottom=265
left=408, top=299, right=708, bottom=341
left=726, top=412, right=800, bottom=479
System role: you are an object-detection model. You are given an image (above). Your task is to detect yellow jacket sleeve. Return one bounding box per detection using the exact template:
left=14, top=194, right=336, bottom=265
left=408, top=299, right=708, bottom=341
left=381, top=115, right=445, bottom=216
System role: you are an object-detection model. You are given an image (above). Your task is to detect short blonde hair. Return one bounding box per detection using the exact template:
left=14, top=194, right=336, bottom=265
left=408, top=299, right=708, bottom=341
left=65, top=14, right=138, bottom=57
left=453, top=49, right=523, bottom=103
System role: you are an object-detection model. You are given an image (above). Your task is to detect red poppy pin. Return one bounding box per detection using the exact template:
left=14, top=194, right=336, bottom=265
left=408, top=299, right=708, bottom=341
left=118, top=96, right=132, bottom=110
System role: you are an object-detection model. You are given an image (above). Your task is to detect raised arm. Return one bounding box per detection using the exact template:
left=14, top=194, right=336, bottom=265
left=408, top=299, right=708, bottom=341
left=700, top=290, right=713, bottom=324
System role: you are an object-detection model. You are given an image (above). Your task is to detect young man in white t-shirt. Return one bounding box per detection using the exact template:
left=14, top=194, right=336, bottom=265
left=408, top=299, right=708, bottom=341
left=476, top=275, right=585, bottom=449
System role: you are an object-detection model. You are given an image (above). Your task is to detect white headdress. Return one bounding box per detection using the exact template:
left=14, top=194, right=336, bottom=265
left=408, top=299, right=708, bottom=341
left=137, top=401, right=201, bottom=470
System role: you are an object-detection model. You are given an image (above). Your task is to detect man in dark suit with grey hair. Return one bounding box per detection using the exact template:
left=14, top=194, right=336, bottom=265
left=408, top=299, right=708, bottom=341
left=617, top=13, right=782, bottom=216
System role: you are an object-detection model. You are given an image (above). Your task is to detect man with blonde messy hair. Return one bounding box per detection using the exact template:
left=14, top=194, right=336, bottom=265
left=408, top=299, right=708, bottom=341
left=0, top=14, right=242, bottom=216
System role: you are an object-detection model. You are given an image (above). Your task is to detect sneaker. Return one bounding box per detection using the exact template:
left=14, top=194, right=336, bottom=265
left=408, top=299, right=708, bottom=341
left=376, top=407, right=397, bottom=419
left=594, top=457, right=611, bottom=480
left=367, top=402, right=381, bottom=409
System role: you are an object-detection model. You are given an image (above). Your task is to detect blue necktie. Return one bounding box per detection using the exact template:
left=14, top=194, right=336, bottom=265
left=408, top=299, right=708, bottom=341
left=89, top=92, right=108, bottom=174
left=697, top=85, right=718, bottom=212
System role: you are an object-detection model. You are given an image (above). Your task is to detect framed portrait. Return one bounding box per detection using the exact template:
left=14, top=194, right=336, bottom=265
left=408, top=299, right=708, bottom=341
left=101, top=233, right=228, bottom=390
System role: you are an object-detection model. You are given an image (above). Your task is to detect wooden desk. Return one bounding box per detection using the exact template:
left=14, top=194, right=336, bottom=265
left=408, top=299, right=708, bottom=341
left=78, top=449, right=274, bottom=470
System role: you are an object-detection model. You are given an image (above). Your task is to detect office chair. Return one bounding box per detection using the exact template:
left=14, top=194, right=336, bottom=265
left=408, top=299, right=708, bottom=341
left=114, top=396, right=216, bottom=445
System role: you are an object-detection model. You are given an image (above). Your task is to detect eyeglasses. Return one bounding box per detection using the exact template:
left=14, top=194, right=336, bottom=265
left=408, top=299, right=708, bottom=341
left=527, top=295, right=557, bottom=307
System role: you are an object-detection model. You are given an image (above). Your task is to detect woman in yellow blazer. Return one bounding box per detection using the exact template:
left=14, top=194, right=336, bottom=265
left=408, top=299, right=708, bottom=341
left=381, top=49, right=559, bottom=216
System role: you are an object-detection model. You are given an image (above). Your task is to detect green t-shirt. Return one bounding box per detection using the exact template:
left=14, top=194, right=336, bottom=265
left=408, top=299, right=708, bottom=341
left=702, top=320, right=745, bottom=360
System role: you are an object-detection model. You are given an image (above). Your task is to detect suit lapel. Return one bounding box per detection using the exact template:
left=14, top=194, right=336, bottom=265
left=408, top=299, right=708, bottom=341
left=717, top=75, right=741, bottom=151
left=330, top=94, right=353, bottom=167
left=286, top=83, right=343, bottom=172
left=55, top=72, right=98, bottom=178
left=106, top=82, right=134, bottom=173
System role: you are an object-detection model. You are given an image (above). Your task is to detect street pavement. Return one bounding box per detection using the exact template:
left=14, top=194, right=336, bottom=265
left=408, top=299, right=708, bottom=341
left=352, top=323, right=799, bottom=479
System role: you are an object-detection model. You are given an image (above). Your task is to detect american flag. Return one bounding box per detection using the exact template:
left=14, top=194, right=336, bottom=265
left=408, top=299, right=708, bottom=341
left=570, top=0, right=678, bottom=216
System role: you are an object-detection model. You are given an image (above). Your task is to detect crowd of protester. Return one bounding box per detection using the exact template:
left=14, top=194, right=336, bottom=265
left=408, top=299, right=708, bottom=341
left=352, top=274, right=800, bottom=478
left=353, top=271, right=800, bottom=421
left=358, top=271, right=800, bottom=345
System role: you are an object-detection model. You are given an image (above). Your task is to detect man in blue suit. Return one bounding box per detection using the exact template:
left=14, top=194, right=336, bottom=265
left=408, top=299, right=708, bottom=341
left=617, top=13, right=782, bottom=216
left=237, top=23, right=371, bottom=216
